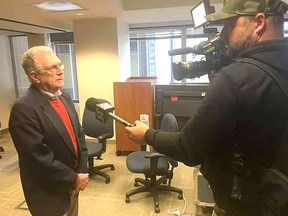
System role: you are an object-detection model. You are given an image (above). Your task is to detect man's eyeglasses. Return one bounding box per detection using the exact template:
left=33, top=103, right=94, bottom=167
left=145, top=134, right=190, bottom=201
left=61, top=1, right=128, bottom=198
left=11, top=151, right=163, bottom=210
left=40, top=63, right=64, bottom=73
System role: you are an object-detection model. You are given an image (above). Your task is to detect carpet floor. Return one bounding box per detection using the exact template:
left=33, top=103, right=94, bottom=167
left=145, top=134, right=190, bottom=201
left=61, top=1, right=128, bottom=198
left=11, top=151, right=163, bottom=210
left=0, top=132, right=213, bottom=216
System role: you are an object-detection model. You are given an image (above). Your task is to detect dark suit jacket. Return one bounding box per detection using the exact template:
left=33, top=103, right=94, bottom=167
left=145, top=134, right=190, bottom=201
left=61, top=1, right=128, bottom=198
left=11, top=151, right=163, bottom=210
left=9, top=84, right=88, bottom=216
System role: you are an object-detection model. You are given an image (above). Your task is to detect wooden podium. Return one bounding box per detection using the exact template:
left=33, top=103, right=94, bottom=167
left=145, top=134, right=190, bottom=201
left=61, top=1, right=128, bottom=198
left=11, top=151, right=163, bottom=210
left=113, top=81, right=155, bottom=155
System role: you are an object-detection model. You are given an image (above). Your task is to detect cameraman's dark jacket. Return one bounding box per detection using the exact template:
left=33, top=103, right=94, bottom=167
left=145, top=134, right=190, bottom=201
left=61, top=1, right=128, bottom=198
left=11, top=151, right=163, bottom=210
left=145, top=38, right=288, bottom=216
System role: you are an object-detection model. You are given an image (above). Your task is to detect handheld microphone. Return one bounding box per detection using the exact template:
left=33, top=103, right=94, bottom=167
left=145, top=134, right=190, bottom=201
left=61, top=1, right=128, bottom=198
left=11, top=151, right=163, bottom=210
left=85, top=97, right=134, bottom=127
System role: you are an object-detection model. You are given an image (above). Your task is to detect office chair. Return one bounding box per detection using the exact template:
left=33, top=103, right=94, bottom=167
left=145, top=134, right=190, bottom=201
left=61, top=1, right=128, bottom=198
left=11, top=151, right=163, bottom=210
left=125, top=113, right=183, bottom=213
left=82, top=98, right=115, bottom=184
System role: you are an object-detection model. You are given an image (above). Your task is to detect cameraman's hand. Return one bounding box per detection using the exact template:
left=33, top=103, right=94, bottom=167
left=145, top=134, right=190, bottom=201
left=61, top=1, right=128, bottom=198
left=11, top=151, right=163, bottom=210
left=125, top=120, right=149, bottom=145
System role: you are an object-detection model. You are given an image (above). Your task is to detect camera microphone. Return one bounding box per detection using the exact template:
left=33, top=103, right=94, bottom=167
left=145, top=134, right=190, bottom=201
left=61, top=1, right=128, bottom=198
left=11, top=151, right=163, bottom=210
left=85, top=97, right=134, bottom=127
left=168, top=47, right=197, bottom=56
left=168, top=33, right=224, bottom=57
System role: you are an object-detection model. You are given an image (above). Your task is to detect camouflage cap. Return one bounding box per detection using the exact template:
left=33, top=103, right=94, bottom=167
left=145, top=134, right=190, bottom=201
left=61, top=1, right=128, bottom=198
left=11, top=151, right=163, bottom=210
left=205, top=0, right=288, bottom=22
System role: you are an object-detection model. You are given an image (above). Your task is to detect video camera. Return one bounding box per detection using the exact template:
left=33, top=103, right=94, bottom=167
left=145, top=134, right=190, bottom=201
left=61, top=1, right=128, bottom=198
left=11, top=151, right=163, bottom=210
left=168, top=0, right=231, bottom=81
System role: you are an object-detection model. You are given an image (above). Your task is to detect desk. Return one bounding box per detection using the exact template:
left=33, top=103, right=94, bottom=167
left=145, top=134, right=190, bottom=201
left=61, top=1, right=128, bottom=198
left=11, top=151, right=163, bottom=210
left=113, top=82, right=154, bottom=155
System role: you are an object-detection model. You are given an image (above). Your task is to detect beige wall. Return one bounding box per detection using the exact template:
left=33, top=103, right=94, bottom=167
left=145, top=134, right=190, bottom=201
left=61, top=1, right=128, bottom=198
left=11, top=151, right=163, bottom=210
left=27, top=33, right=47, bottom=48
left=73, top=18, right=130, bottom=124
left=117, top=18, right=131, bottom=81
left=0, top=18, right=130, bottom=131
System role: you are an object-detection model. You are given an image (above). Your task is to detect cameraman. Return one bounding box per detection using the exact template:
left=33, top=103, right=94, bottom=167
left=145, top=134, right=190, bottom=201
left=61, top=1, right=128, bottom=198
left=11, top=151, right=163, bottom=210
left=125, top=0, right=288, bottom=215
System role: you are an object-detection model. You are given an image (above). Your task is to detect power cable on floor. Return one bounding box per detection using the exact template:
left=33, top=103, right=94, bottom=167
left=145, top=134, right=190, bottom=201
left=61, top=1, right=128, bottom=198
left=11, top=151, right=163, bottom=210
left=167, top=193, right=187, bottom=216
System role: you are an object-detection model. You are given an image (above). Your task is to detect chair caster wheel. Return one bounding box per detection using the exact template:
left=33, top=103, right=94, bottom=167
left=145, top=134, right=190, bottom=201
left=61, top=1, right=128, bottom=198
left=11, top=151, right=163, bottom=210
left=0, top=147, right=4, bottom=152
left=111, top=165, right=115, bottom=171
left=178, top=194, right=183, bottom=199
left=134, top=182, right=138, bottom=187
left=105, top=178, right=110, bottom=184
left=125, top=197, right=130, bottom=203
left=155, top=207, right=160, bottom=213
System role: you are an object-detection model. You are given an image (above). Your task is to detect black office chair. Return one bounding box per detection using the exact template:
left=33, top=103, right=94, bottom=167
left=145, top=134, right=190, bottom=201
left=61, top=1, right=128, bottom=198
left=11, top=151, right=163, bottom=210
left=125, top=113, right=183, bottom=213
left=82, top=98, right=115, bottom=184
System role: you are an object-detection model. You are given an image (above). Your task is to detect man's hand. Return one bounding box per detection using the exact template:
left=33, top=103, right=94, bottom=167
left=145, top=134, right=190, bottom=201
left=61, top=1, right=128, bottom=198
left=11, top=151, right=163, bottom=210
left=71, top=173, right=89, bottom=195
left=125, top=120, right=149, bottom=144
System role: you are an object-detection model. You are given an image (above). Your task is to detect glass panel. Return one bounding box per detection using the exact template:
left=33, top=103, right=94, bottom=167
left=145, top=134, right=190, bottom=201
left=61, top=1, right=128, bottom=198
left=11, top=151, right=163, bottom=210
left=284, top=21, right=288, bottom=32
left=154, top=38, right=173, bottom=84
left=53, top=43, right=79, bottom=102
left=130, top=41, right=139, bottom=76
left=130, top=26, right=182, bottom=84
left=130, top=37, right=180, bottom=84
left=10, top=36, right=29, bottom=97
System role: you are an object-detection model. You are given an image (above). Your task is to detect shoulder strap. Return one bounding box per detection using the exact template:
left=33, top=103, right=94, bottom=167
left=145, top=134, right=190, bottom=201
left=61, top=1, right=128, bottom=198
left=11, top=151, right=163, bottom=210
left=231, top=58, right=288, bottom=203
left=237, top=58, right=288, bottom=99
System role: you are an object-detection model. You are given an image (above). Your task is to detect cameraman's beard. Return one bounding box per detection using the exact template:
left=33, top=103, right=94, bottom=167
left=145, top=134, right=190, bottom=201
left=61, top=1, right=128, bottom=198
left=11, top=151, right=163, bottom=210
left=227, top=30, right=257, bottom=60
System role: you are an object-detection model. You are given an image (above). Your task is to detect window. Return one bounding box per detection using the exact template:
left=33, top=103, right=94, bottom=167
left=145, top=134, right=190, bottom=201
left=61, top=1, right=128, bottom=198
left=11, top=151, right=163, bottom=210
left=186, top=28, right=209, bottom=83
left=10, top=36, right=29, bottom=96
left=130, top=21, right=288, bottom=85
left=52, top=43, right=79, bottom=102
left=129, top=25, right=209, bottom=84
left=284, top=21, right=288, bottom=36
left=130, top=26, right=183, bottom=84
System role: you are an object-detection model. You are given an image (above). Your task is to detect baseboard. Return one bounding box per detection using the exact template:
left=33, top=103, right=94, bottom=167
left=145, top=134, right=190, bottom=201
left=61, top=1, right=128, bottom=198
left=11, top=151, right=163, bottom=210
left=107, top=139, right=116, bottom=145
left=0, top=128, right=9, bottom=134
left=85, top=138, right=116, bottom=145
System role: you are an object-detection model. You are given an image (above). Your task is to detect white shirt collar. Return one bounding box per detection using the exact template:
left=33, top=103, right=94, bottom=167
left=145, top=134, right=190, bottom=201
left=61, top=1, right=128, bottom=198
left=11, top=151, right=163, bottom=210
left=40, top=89, right=62, bottom=100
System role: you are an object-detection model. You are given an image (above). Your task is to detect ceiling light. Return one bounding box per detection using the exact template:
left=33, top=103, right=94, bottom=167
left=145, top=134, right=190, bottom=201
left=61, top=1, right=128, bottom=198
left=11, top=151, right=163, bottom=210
left=33, top=2, right=84, bottom=12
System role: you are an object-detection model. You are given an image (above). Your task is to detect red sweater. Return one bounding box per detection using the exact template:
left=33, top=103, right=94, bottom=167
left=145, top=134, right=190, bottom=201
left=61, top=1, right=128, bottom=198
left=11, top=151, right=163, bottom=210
left=49, top=99, right=78, bottom=158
